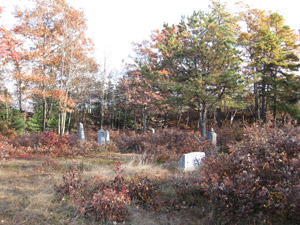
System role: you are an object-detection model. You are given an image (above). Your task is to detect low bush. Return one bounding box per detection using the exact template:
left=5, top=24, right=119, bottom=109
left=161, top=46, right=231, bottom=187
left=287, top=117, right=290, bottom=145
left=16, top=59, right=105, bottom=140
left=173, top=173, right=206, bottom=208
left=214, top=122, right=245, bottom=154
left=12, top=132, right=41, bottom=148
left=201, top=121, right=300, bottom=224
left=56, top=161, right=131, bottom=223
left=55, top=162, right=84, bottom=198
left=128, top=176, right=161, bottom=210
left=6, top=131, right=100, bottom=158
left=115, top=128, right=212, bottom=162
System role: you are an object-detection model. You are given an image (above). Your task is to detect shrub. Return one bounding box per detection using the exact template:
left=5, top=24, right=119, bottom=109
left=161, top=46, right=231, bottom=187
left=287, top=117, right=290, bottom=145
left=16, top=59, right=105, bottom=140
left=128, top=176, right=161, bottom=210
left=12, top=133, right=41, bottom=148
left=201, top=121, right=300, bottom=224
left=77, top=187, right=130, bottom=223
left=55, top=162, right=84, bottom=198
left=115, top=129, right=212, bottom=162
left=56, top=161, right=131, bottom=223
left=214, top=122, right=245, bottom=154
left=11, top=132, right=100, bottom=158
left=173, top=173, right=206, bottom=208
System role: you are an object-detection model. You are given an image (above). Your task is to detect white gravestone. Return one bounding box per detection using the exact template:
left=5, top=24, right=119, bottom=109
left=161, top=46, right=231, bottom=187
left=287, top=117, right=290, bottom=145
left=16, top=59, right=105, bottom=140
left=78, top=122, right=85, bottom=141
left=98, top=129, right=106, bottom=144
left=178, top=152, right=206, bottom=171
left=105, top=130, right=110, bottom=142
left=207, top=128, right=217, bottom=145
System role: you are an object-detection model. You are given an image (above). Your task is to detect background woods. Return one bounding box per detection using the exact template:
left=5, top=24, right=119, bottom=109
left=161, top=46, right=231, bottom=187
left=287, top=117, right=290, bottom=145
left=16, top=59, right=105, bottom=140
left=0, top=0, right=299, bottom=134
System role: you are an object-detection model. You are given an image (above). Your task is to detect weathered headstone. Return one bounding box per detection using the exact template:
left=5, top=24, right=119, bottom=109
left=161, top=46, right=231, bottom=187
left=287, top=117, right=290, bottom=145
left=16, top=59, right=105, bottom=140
left=207, top=128, right=217, bottom=145
left=105, top=130, right=110, bottom=142
left=151, top=128, right=155, bottom=134
left=178, top=152, right=206, bottom=171
left=97, top=129, right=106, bottom=144
left=78, top=122, right=85, bottom=141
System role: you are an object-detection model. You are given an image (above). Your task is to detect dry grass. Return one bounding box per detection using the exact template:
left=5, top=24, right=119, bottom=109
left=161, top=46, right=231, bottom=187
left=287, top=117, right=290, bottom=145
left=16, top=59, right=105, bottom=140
left=0, top=153, right=205, bottom=225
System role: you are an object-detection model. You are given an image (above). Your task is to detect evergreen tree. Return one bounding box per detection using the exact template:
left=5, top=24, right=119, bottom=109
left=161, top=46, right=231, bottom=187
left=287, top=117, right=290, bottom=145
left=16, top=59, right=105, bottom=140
left=27, top=106, right=43, bottom=132
left=11, top=109, right=25, bottom=135
left=155, top=1, right=243, bottom=136
left=239, top=7, right=300, bottom=122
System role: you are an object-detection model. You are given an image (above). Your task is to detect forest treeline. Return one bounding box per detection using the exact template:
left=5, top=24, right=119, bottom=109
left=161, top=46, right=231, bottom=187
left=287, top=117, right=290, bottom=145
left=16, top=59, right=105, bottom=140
left=0, top=0, right=299, bottom=136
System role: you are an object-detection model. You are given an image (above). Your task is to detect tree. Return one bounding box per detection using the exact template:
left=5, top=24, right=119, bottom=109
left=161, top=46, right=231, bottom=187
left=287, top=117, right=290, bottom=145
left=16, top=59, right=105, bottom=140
left=239, top=6, right=300, bottom=123
left=14, top=0, right=98, bottom=134
left=153, top=1, right=243, bottom=136
left=0, top=7, right=20, bottom=63
left=121, top=64, right=163, bottom=133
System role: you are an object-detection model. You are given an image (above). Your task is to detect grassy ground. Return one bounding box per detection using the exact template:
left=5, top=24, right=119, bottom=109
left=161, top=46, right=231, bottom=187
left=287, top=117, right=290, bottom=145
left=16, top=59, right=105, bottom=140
left=0, top=152, right=205, bottom=225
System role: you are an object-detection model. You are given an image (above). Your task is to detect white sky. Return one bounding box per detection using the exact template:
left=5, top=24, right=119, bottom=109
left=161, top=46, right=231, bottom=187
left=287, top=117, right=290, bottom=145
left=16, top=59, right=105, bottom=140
left=1, top=0, right=299, bottom=72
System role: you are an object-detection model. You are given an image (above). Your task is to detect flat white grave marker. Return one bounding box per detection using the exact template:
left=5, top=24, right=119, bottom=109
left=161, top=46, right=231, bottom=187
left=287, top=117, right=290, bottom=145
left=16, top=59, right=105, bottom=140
left=178, top=152, right=206, bottom=171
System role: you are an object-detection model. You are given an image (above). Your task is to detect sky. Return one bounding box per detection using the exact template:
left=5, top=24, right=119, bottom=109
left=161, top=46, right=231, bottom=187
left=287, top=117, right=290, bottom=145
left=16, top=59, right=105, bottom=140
left=1, top=0, right=300, bottom=72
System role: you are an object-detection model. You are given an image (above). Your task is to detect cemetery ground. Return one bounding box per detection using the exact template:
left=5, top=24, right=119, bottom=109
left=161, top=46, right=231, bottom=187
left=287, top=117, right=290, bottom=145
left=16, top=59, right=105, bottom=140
left=0, top=123, right=299, bottom=225
left=0, top=152, right=207, bottom=225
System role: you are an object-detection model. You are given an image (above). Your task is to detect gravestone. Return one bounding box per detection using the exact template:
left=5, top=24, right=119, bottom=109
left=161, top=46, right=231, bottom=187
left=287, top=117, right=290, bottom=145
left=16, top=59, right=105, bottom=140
left=78, top=122, right=85, bottom=141
left=105, top=130, right=110, bottom=142
left=207, top=128, right=217, bottom=145
left=151, top=128, right=155, bottom=134
left=97, top=129, right=106, bottom=144
left=178, top=152, right=206, bottom=171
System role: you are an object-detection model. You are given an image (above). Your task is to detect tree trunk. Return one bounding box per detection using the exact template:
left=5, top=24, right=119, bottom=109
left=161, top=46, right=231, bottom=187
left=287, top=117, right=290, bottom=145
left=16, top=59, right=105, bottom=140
left=123, top=108, right=127, bottom=130
left=217, top=107, right=222, bottom=128
left=197, top=108, right=201, bottom=129
left=254, top=82, right=259, bottom=123
left=164, top=111, right=168, bottom=127
left=142, top=106, right=147, bottom=133
left=176, top=107, right=182, bottom=128
left=134, top=111, right=137, bottom=132
left=67, top=112, right=72, bottom=133
left=200, top=107, right=207, bottom=138
left=118, top=110, right=121, bottom=130
left=261, top=79, right=266, bottom=123
left=186, top=111, right=190, bottom=126
left=61, top=111, right=66, bottom=135
left=230, top=110, right=237, bottom=125
left=273, top=76, right=277, bottom=126
left=110, top=108, right=114, bottom=129
left=198, top=100, right=207, bottom=137
left=58, top=112, right=61, bottom=135
left=42, top=98, right=47, bottom=132
left=99, top=100, right=104, bottom=129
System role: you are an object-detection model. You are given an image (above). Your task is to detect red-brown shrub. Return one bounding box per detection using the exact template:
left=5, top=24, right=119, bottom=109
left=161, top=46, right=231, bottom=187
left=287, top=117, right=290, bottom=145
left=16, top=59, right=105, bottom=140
left=128, top=176, right=161, bottom=210
left=56, top=161, right=131, bottom=223
left=201, top=122, right=300, bottom=224
left=12, top=133, right=41, bottom=148
left=6, top=132, right=101, bottom=158
left=115, top=129, right=212, bottom=162
left=214, top=122, right=245, bottom=153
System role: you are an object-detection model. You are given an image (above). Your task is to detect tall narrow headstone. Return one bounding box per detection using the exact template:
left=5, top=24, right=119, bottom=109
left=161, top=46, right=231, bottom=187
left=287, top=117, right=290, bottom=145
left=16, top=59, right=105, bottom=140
left=78, top=122, right=85, bottom=141
left=105, top=130, right=110, bottom=142
left=207, top=128, right=217, bottom=145
left=98, top=129, right=106, bottom=144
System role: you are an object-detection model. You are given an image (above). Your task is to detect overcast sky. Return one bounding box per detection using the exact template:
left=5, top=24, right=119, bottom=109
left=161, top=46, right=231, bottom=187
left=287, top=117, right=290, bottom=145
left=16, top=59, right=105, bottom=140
left=1, top=0, right=299, bottom=72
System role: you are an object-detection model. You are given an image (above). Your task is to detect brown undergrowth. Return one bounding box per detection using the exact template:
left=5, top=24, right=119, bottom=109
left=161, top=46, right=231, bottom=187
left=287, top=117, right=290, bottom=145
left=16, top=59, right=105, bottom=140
left=0, top=152, right=208, bottom=225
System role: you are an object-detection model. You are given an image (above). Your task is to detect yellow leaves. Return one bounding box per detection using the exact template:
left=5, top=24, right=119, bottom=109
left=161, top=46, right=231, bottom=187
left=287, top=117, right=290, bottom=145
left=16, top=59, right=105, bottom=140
left=158, top=69, right=170, bottom=76
left=0, top=94, right=13, bottom=105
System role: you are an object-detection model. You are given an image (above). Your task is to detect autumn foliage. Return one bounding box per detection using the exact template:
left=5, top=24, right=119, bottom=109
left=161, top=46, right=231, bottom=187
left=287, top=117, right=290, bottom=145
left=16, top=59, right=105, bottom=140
left=201, top=122, right=300, bottom=224
left=115, top=128, right=213, bottom=162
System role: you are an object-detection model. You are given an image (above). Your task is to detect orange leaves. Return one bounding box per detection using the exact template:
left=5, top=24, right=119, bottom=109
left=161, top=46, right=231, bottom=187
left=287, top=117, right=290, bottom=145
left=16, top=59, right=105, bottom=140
left=49, top=89, right=76, bottom=112
left=0, top=17, right=20, bottom=62
left=158, top=69, right=170, bottom=76
left=0, top=94, right=12, bottom=105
